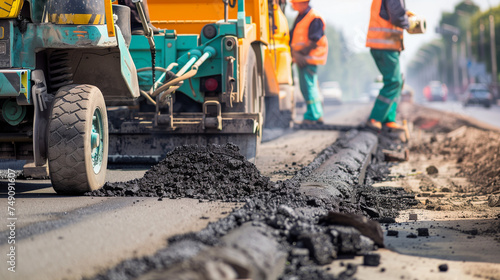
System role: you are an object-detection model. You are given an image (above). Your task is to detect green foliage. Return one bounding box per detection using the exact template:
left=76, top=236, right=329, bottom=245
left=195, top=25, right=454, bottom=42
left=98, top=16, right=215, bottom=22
left=440, top=1, right=480, bottom=32
left=407, top=0, right=500, bottom=96
left=470, top=5, right=500, bottom=76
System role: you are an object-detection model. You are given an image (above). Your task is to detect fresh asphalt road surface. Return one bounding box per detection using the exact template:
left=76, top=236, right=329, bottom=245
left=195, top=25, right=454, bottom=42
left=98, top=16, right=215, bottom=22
left=0, top=179, right=237, bottom=280
left=294, top=100, right=370, bottom=124
left=0, top=100, right=493, bottom=280
left=423, top=100, right=500, bottom=129
left=0, top=102, right=371, bottom=280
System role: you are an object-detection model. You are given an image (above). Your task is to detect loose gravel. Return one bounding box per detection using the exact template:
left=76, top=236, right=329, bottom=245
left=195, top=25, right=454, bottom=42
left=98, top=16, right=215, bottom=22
left=86, top=143, right=272, bottom=201
left=89, top=131, right=418, bottom=280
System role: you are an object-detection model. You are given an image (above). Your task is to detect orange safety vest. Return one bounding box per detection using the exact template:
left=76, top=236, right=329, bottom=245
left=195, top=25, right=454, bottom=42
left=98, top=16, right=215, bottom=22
left=366, top=0, right=404, bottom=51
left=290, top=9, right=328, bottom=65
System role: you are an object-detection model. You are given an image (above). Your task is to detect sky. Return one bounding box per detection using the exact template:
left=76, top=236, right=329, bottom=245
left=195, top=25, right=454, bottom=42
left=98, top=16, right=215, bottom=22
left=286, top=0, right=500, bottom=69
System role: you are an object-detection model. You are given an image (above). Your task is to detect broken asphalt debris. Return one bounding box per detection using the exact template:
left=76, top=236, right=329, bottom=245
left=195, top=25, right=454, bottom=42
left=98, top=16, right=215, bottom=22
left=90, top=131, right=419, bottom=280
left=426, top=165, right=439, bottom=175
left=417, top=228, right=430, bottom=237
left=438, top=263, right=449, bottom=272
left=363, top=253, right=381, bottom=267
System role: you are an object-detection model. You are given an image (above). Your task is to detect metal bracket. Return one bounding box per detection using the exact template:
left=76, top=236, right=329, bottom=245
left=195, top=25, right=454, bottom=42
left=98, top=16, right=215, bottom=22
left=154, top=92, right=175, bottom=129
left=202, top=100, right=222, bottom=130
left=32, top=70, right=52, bottom=166
left=223, top=56, right=236, bottom=107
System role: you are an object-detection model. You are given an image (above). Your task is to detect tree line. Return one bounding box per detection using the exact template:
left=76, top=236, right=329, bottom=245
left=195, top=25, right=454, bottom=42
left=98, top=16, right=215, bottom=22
left=407, top=0, right=500, bottom=100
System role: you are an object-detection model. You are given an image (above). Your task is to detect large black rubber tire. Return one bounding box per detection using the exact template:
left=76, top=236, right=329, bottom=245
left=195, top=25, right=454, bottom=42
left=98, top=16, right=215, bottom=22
left=245, top=48, right=263, bottom=115
left=227, top=48, right=263, bottom=115
left=48, top=85, right=108, bottom=194
left=226, top=48, right=263, bottom=162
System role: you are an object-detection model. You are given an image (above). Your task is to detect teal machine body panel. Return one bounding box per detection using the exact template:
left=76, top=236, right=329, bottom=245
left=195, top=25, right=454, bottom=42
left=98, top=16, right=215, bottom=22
left=1, top=0, right=261, bottom=163
left=0, top=12, right=139, bottom=105
left=128, top=21, right=242, bottom=104
left=0, top=2, right=139, bottom=164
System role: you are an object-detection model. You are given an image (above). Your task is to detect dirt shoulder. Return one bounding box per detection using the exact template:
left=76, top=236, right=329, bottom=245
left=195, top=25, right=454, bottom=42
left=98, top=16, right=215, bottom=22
left=347, top=103, right=500, bottom=280
left=257, top=103, right=371, bottom=181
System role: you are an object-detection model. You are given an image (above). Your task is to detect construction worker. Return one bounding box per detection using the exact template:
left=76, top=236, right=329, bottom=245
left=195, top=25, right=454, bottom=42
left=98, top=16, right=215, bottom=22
left=289, top=0, right=328, bottom=125
left=366, top=0, right=410, bottom=131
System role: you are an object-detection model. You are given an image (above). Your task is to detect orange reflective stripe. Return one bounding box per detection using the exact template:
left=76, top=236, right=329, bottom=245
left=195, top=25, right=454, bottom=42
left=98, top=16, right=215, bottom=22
left=305, top=53, right=328, bottom=64
left=369, top=27, right=403, bottom=34
left=292, top=42, right=308, bottom=47
left=367, top=39, right=397, bottom=45
left=376, top=95, right=393, bottom=104
left=366, top=0, right=404, bottom=51
left=291, top=9, right=328, bottom=65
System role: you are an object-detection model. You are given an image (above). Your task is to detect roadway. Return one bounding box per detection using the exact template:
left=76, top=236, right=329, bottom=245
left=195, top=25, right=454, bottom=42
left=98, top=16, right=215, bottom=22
left=0, top=102, right=371, bottom=280
left=422, top=100, right=500, bottom=129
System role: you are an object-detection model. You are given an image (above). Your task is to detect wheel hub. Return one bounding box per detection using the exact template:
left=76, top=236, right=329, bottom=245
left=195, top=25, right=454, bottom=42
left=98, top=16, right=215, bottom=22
left=91, top=132, right=100, bottom=149
left=2, top=99, right=26, bottom=126
left=91, top=109, right=104, bottom=174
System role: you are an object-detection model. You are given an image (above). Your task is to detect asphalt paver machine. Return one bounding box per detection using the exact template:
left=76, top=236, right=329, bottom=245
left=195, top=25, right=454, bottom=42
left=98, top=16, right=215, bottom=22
left=0, top=0, right=294, bottom=194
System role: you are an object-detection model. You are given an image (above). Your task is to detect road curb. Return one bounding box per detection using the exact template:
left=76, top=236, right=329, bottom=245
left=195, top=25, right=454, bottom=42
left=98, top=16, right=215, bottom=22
left=299, top=131, right=378, bottom=202
left=93, top=130, right=382, bottom=280
left=137, top=223, right=286, bottom=280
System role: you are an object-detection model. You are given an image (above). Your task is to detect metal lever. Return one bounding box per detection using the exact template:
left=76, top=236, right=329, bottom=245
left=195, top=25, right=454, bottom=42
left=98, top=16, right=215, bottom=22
left=132, top=0, right=154, bottom=41
left=223, top=0, right=228, bottom=23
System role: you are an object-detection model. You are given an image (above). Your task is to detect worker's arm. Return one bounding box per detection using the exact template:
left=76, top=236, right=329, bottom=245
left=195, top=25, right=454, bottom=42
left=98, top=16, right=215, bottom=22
left=381, top=0, right=409, bottom=29
left=308, top=18, right=324, bottom=42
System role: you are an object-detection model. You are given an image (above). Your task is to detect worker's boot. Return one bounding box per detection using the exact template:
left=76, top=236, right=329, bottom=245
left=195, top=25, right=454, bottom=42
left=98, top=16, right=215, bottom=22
left=382, top=122, right=409, bottom=143
left=382, top=122, right=405, bottom=132
left=302, top=117, right=324, bottom=125
left=365, top=119, right=382, bottom=132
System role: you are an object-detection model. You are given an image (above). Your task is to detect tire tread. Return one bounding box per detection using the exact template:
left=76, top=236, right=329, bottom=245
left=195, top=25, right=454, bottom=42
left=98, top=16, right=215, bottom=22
left=48, top=85, right=106, bottom=194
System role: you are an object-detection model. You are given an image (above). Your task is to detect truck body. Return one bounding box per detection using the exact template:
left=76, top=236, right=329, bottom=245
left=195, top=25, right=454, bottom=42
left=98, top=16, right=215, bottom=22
left=0, top=0, right=294, bottom=193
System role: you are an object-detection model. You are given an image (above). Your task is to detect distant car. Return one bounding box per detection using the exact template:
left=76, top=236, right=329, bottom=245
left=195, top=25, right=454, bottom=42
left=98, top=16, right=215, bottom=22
left=320, top=81, right=342, bottom=104
left=463, top=84, right=493, bottom=108
left=423, top=81, right=448, bottom=101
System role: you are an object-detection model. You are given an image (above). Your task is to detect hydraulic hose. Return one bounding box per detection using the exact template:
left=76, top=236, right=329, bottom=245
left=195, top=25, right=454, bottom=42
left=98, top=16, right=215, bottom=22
left=176, top=56, right=198, bottom=77
left=157, top=68, right=198, bottom=103
left=137, top=62, right=179, bottom=93
left=152, top=47, right=216, bottom=101
left=140, top=89, right=157, bottom=105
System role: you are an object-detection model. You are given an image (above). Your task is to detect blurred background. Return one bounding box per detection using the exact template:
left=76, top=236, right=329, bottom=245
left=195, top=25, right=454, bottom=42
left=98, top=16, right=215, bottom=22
left=286, top=0, right=500, bottom=106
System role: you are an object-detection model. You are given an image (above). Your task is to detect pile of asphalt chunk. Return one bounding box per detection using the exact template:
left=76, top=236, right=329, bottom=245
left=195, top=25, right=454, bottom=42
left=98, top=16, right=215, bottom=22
left=91, top=131, right=417, bottom=280
left=92, top=177, right=368, bottom=280
left=86, top=143, right=272, bottom=201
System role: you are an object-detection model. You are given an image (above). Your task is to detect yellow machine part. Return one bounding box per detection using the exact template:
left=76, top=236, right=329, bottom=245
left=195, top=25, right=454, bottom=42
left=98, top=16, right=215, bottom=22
left=269, top=3, right=292, bottom=85
left=48, top=14, right=105, bottom=25
left=147, top=0, right=273, bottom=105
left=0, top=0, right=24, bottom=19
left=147, top=0, right=292, bottom=102
left=263, top=3, right=293, bottom=95
left=148, top=0, right=268, bottom=43
left=105, top=0, right=115, bottom=36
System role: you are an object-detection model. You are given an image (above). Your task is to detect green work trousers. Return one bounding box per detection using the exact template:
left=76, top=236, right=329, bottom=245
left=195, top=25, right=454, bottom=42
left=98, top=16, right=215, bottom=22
left=369, top=49, right=403, bottom=123
left=298, top=64, right=323, bottom=121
